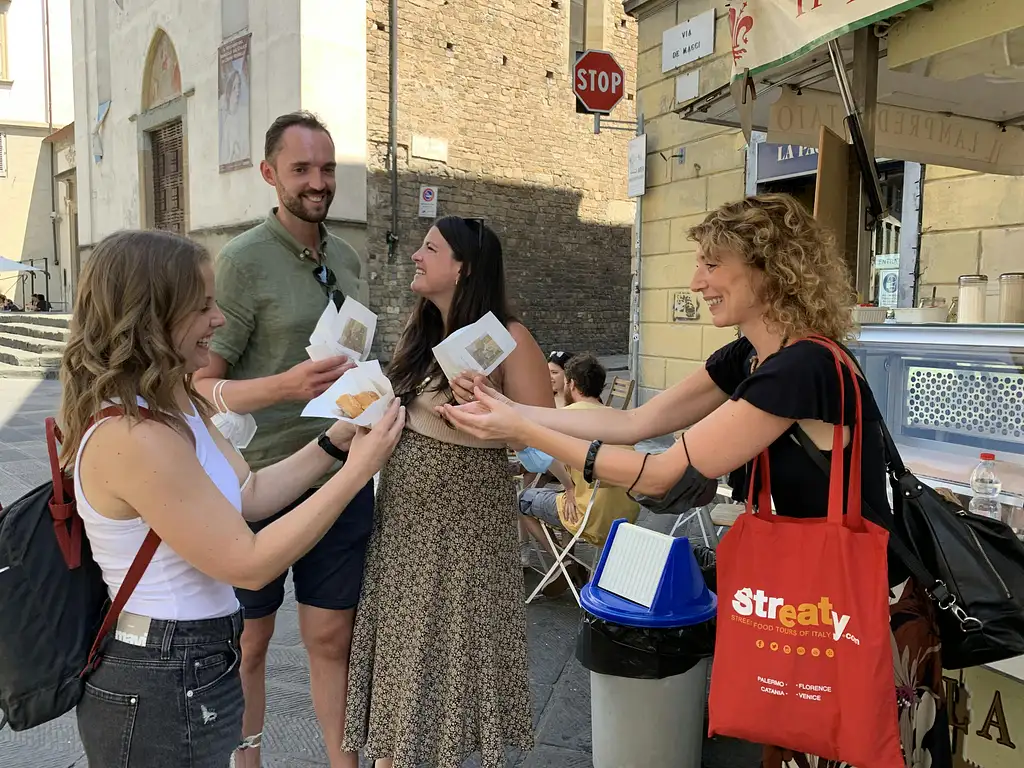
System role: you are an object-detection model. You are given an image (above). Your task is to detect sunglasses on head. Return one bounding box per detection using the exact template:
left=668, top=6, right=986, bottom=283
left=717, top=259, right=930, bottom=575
left=463, top=217, right=486, bottom=249
left=312, top=265, right=344, bottom=309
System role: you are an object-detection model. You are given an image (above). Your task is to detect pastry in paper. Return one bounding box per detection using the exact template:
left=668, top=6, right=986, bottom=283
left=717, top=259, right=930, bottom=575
left=432, top=311, right=517, bottom=381
left=336, top=391, right=381, bottom=419
left=302, top=360, right=395, bottom=427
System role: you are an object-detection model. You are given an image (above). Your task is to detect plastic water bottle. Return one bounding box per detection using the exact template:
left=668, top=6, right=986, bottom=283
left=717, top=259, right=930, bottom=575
left=969, top=453, right=1002, bottom=520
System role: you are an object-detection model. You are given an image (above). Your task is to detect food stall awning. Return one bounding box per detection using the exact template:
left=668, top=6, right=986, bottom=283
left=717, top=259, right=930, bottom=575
left=681, top=0, right=1024, bottom=175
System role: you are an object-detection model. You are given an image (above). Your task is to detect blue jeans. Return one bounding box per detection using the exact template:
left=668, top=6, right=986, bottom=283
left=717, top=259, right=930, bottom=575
left=76, top=609, right=244, bottom=767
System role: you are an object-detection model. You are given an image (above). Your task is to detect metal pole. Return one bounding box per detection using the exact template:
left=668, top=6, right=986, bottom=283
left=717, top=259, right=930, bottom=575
left=629, top=113, right=644, bottom=407
left=849, top=27, right=879, bottom=300
left=386, top=0, right=399, bottom=263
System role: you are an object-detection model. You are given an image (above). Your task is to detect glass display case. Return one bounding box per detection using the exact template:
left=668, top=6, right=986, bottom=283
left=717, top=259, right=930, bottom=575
left=849, top=323, right=1024, bottom=518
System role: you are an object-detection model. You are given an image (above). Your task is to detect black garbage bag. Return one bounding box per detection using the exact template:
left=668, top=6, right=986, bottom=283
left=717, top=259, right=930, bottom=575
left=692, top=544, right=717, bottom=594
left=576, top=612, right=716, bottom=680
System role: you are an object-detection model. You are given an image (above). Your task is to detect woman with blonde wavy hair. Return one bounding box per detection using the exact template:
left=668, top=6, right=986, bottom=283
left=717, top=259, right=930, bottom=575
left=441, top=194, right=950, bottom=768
left=62, top=229, right=404, bottom=768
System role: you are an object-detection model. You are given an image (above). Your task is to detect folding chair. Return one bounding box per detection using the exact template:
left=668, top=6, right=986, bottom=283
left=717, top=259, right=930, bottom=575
left=604, top=376, right=635, bottom=410
left=525, top=480, right=601, bottom=607
left=668, top=503, right=720, bottom=548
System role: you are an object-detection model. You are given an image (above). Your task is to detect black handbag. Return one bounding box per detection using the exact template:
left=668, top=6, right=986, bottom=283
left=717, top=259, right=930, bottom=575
left=794, top=422, right=1024, bottom=669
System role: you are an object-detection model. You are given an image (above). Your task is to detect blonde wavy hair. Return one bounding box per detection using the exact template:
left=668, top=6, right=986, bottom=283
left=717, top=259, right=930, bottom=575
left=688, top=194, right=856, bottom=342
left=59, top=230, right=213, bottom=464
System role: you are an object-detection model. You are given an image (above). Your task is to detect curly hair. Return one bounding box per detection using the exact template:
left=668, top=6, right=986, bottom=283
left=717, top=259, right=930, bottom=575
left=58, top=230, right=213, bottom=464
left=688, top=194, right=856, bottom=342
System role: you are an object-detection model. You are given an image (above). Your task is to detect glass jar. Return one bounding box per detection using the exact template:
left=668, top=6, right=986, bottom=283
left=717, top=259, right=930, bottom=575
left=998, top=273, right=1024, bottom=323
left=957, top=274, right=988, bottom=324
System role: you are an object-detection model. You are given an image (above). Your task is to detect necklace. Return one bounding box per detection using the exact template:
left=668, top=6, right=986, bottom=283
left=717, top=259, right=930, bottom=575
left=749, top=335, right=790, bottom=373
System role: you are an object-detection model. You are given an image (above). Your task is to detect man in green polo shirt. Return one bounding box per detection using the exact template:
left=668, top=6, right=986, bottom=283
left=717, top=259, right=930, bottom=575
left=194, top=111, right=371, bottom=768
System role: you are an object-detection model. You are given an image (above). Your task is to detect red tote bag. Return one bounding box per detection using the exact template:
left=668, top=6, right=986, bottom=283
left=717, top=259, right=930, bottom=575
left=707, top=336, right=904, bottom=768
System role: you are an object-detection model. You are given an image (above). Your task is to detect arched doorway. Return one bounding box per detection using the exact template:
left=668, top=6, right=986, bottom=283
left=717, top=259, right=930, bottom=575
left=140, top=30, right=186, bottom=234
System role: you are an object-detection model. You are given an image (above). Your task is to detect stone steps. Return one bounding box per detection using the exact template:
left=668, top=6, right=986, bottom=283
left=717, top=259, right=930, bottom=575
left=0, top=313, right=70, bottom=378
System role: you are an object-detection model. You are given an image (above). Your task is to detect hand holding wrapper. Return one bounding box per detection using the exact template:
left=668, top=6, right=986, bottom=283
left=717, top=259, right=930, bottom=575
left=301, top=360, right=395, bottom=428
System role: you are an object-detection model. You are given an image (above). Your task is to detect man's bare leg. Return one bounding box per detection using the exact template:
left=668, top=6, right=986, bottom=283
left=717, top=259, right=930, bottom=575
left=299, top=604, right=358, bottom=768
left=234, top=614, right=277, bottom=768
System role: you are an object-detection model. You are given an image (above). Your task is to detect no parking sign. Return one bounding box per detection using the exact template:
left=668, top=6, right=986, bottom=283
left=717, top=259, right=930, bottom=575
left=418, top=186, right=438, bottom=218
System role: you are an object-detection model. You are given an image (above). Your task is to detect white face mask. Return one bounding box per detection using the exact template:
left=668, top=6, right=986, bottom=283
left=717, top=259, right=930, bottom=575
left=210, top=380, right=258, bottom=450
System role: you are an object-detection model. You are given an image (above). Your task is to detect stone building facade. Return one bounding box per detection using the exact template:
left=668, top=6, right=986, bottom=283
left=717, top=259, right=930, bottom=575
left=68, top=0, right=637, bottom=359
left=364, top=0, right=637, bottom=356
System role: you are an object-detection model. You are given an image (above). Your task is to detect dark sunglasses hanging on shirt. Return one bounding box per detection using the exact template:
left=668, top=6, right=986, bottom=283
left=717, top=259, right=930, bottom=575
left=312, top=264, right=344, bottom=310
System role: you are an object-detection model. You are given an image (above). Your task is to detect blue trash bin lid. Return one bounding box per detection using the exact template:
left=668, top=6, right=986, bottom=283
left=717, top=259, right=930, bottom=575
left=579, top=520, right=717, bottom=628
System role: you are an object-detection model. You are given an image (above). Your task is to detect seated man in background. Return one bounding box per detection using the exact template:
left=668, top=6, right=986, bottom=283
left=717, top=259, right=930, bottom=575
left=517, top=354, right=640, bottom=595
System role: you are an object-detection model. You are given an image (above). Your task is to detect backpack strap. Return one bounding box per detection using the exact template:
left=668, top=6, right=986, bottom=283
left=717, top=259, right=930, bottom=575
left=82, top=528, right=161, bottom=674
left=47, top=405, right=150, bottom=569
left=55, top=404, right=164, bottom=675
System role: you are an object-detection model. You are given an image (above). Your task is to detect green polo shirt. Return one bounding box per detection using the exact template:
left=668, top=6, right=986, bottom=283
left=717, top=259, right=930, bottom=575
left=210, top=209, right=366, bottom=474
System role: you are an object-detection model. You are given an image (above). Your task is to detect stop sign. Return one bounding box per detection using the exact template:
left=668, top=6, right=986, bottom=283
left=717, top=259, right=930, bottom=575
left=573, top=50, right=625, bottom=115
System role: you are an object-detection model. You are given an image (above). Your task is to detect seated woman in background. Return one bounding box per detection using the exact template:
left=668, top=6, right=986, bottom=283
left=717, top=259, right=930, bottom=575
left=548, top=350, right=572, bottom=408
left=444, top=194, right=950, bottom=768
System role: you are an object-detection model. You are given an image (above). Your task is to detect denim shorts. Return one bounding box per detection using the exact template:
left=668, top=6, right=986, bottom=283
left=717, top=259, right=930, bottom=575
left=234, top=480, right=375, bottom=618
left=76, top=609, right=244, bottom=768
left=518, top=487, right=564, bottom=529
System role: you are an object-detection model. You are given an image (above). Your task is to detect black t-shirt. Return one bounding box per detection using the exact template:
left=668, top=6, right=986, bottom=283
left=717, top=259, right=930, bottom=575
left=707, top=337, right=907, bottom=586
left=706, top=337, right=891, bottom=528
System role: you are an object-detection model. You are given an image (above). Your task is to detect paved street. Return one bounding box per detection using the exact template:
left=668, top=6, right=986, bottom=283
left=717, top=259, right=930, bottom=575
left=0, top=378, right=759, bottom=767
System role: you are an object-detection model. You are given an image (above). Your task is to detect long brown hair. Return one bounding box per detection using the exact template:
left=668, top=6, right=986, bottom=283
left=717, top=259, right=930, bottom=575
left=58, top=230, right=213, bottom=463
left=387, top=216, right=514, bottom=402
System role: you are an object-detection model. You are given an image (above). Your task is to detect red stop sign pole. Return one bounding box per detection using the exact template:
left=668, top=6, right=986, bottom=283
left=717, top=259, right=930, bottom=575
left=573, top=50, right=625, bottom=115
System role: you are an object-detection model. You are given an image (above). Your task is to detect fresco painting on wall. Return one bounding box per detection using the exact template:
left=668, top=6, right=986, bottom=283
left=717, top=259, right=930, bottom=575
left=218, top=33, right=252, bottom=172
left=146, top=30, right=182, bottom=110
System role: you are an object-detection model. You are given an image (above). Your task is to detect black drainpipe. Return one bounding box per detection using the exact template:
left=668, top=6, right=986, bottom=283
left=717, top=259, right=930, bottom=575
left=386, top=0, right=399, bottom=263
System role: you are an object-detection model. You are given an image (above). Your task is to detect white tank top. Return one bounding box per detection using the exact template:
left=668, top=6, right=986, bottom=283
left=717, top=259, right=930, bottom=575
left=75, top=397, right=242, bottom=620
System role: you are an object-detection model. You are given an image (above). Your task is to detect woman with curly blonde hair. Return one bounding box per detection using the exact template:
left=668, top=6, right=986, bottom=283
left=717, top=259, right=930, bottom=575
left=441, top=194, right=950, bottom=768
left=62, top=229, right=405, bottom=768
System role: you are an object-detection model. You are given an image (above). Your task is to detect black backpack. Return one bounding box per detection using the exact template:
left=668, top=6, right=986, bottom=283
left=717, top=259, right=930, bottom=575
left=0, top=412, right=159, bottom=731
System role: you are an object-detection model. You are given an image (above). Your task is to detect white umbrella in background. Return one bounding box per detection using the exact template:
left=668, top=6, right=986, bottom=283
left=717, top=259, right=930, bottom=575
left=0, top=257, right=43, bottom=273
left=0, top=257, right=44, bottom=308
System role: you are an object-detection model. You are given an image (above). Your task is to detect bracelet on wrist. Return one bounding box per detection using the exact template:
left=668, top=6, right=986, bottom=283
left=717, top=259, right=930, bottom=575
left=317, top=430, right=349, bottom=462
left=583, top=440, right=603, bottom=484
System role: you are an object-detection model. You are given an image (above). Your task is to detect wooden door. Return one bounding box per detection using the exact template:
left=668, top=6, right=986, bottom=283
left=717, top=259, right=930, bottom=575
left=150, top=120, right=185, bottom=234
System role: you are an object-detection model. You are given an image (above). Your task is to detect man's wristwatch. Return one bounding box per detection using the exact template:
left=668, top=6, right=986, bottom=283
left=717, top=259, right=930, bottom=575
left=317, top=430, right=349, bottom=463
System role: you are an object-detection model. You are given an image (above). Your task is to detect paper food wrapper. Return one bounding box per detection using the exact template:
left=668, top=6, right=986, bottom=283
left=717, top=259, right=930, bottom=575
left=431, top=311, right=518, bottom=382
left=301, top=360, right=395, bottom=427
left=306, top=297, right=377, bottom=363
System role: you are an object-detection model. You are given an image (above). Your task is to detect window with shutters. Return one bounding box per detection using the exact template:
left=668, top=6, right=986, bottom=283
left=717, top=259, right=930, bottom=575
left=0, top=133, right=7, bottom=178
left=150, top=120, right=185, bottom=234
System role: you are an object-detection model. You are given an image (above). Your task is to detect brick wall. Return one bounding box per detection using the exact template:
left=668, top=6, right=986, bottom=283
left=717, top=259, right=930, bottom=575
left=363, top=0, right=637, bottom=359
left=631, top=0, right=745, bottom=402
left=918, top=166, right=1024, bottom=319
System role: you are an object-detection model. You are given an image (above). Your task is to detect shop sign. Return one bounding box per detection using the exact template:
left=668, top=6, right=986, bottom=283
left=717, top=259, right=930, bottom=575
left=944, top=665, right=1021, bottom=768
left=767, top=88, right=1024, bottom=176
left=728, top=0, right=933, bottom=80
left=628, top=134, right=647, bottom=198
left=877, top=270, right=899, bottom=308
left=663, top=9, right=715, bottom=73
left=755, top=142, right=819, bottom=182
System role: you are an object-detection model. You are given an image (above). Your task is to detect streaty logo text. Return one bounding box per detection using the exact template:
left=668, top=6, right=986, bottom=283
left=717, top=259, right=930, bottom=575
left=732, top=587, right=855, bottom=643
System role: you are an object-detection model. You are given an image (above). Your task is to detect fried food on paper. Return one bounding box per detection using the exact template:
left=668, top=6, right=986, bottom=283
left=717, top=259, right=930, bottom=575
left=336, top=390, right=381, bottom=419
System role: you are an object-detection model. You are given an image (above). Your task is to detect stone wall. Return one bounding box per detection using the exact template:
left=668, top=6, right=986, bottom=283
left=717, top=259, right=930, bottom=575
left=364, top=0, right=638, bottom=359
left=630, top=0, right=744, bottom=403
left=918, top=166, right=1024, bottom=320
